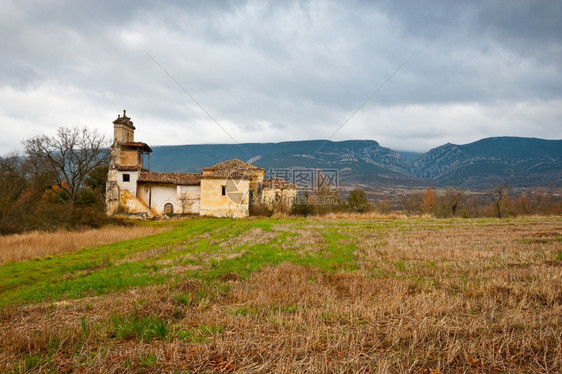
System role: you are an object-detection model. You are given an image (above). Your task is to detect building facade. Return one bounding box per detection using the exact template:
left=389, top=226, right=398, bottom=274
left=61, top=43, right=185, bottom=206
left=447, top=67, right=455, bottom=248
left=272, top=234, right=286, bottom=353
left=105, top=111, right=297, bottom=218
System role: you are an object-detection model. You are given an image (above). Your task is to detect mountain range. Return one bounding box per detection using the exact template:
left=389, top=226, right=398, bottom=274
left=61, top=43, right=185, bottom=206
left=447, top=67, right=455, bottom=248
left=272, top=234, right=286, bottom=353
left=149, top=137, right=562, bottom=190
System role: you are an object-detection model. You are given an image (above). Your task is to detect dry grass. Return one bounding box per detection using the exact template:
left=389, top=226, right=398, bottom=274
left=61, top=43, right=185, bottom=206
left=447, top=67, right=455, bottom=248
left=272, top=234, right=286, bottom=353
left=319, top=211, right=410, bottom=220
left=0, top=226, right=169, bottom=265
left=0, top=217, right=561, bottom=373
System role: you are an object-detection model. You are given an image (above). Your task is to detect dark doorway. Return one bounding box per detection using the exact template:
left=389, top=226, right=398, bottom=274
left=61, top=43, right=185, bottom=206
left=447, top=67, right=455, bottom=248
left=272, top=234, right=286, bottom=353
left=164, top=203, right=174, bottom=215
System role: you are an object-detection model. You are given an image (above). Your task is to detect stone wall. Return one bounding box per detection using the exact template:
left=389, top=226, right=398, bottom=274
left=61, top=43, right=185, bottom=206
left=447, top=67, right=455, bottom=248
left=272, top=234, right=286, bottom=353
left=262, top=188, right=297, bottom=213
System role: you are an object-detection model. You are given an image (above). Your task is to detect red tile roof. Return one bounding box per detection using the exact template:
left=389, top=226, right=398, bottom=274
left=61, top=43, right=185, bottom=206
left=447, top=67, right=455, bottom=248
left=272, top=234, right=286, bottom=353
left=202, top=159, right=265, bottom=179
left=138, top=172, right=201, bottom=185
left=117, top=165, right=142, bottom=171
left=122, top=142, right=152, bottom=152
left=262, top=178, right=298, bottom=190
left=203, top=158, right=264, bottom=172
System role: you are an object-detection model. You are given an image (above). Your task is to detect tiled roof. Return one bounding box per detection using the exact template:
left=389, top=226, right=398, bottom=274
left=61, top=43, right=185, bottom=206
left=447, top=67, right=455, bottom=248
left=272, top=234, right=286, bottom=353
left=138, top=172, right=201, bottom=185
left=122, top=142, right=152, bottom=152
left=202, top=159, right=265, bottom=179
left=263, top=178, right=298, bottom=190
left=203, top=159, right=265, bottom=172
left=117, top=165, right=142, bottom=171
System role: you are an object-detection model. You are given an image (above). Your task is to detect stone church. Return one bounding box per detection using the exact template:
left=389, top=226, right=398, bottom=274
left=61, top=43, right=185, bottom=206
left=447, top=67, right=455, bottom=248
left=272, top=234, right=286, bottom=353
left=105, top=111, right=297, bottom=218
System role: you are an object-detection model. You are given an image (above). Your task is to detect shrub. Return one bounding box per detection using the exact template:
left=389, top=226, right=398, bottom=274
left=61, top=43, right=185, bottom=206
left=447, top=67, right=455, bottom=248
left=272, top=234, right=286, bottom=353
left=348, top=189, right=369, bottom=212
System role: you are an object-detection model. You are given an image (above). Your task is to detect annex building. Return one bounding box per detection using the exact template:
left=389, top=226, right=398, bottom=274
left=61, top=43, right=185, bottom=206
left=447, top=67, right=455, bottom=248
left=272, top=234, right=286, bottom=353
left=105, top=111, right=297, bottom=218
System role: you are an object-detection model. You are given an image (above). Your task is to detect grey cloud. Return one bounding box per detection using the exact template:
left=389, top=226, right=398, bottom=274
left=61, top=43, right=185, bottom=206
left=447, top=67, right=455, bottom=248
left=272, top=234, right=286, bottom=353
left=0, top=0, right=561, bottom=154
left=477, top=1, right=562, bottom=43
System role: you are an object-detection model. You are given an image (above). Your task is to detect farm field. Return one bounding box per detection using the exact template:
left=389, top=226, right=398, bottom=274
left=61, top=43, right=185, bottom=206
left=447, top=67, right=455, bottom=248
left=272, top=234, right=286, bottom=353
left=0, top=216, right=561, bottom=373
left=0, top=225, right=170, bottom=265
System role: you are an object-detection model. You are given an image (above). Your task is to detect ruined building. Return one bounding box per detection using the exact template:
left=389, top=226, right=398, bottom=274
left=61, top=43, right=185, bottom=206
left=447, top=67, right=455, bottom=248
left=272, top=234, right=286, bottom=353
left=105, top=111, right=297, bottom=218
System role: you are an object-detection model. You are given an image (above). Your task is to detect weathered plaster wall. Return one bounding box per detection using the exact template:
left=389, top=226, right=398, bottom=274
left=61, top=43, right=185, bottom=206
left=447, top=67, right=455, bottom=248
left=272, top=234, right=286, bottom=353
left=119, top=150, right=138, bottom=167
left=200, top=178, right=250, bottom=218
left=178, top=185, right=200, bottom=214
left=114, top=124, right=134, bottom=144
left=262, top=188, right=297, bottom=212
left=117, top=171, right=139, bottom=196
left=137, top=183, right=177, bottom=214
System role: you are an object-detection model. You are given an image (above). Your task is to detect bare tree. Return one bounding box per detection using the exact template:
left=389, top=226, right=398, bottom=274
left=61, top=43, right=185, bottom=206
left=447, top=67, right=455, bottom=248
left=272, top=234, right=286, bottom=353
left=178, top=192, right=196, bottom=214
left=23, top=126, right=110, bottom=207
left=490, top=183, right=511, bottom=218
left=400, top=193, right=422, bottom=216
left=440, top=189, right=464, bottom=217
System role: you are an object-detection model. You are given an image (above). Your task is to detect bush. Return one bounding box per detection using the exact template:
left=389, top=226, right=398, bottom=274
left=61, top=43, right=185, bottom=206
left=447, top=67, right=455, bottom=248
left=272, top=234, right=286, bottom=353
left=348, top=189, right=369, bottom=212
left=291, top=192, right=315, bottom=217
left=250, top=203, right=274, bottom=217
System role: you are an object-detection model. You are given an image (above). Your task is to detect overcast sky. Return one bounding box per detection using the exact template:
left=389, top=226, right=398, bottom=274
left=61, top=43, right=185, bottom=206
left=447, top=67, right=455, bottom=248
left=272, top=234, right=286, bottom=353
left=1, top=0, right=561, bottom=155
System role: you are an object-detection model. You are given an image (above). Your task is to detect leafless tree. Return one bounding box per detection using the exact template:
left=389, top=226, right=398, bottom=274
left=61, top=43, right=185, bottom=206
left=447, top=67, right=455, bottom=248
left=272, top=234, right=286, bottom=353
left=23, top=126, right=110, bottom=207
left=440, top=189, right=464, bottom=217
left=400, top=193, right=422, bottom=215
left=178, top=192, right=196, bottom=214
left=490, top=183, right=511, bottom=218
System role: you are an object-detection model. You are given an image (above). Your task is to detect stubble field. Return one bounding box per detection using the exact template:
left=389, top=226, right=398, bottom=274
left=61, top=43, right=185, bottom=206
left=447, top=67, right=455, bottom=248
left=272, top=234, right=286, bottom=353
left=0, top=216, right=560, bottom=373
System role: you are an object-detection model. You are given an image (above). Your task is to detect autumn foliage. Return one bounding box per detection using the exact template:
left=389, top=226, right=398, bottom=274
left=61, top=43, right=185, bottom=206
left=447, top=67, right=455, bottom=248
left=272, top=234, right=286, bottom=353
left=399, top=186, right=561, bottom=218
left=0, top=127, right=110, bottom=234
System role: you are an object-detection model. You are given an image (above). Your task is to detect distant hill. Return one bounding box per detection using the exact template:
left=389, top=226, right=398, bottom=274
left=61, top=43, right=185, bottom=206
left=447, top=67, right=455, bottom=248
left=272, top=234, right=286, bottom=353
left=410, top=137, right=562, bottom=189
left=150, top=140, right=425, bottom=188
left=149, top=137, right=562, bottom=190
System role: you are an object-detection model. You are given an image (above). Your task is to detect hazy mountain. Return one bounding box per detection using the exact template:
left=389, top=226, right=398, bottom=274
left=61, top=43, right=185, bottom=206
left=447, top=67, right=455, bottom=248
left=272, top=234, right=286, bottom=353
left=149, top=137, right=561, bottom=190
left=150, top=140, right=423, bottom=187
left=411, top=137, right=562, bottom=188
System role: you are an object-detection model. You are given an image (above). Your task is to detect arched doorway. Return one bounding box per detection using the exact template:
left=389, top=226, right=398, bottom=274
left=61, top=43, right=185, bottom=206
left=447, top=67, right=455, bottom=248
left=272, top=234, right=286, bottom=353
left=163, top=203, right=174, bottom=215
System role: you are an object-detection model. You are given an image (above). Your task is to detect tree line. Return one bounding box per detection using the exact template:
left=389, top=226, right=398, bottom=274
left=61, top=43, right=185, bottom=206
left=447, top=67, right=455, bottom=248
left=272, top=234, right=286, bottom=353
left=0, top=127, right=110, bottom=234
left=290, top=186, right=561, bottom=218
left=398, top=185, right=561, bottom=218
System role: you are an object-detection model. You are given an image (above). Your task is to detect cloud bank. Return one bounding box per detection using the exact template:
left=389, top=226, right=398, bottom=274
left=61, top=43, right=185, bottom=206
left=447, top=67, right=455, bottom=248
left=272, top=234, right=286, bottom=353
left=1, top=0, right=561, bottom=154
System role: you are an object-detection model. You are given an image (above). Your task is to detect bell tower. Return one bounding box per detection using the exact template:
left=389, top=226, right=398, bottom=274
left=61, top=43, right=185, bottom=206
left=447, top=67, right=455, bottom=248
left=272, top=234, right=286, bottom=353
left=112, top=109, right=135, bottom=144
left=106, top=110, right=152, bottom=215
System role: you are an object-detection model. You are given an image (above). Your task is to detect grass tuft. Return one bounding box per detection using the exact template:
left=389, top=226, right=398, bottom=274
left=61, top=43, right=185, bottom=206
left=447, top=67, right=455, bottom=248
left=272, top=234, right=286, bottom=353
left=108, top=314, right=169, bottom=341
